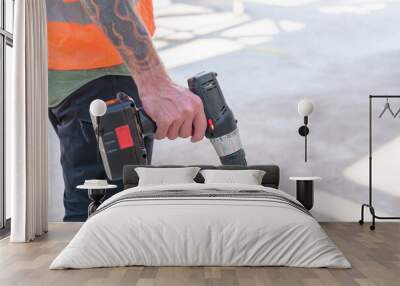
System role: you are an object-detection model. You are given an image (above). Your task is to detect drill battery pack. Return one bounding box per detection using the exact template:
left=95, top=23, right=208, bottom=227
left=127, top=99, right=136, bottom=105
left=90, top=96, right=149, bottom=181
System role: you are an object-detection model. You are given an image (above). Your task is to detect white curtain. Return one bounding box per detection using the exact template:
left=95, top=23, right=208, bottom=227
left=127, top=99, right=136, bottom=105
left=7, top=0, right=48, bottom=242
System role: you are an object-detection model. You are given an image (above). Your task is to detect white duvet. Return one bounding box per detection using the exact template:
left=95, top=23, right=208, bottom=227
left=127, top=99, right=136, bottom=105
left=50, top=183, right=350, bottom=269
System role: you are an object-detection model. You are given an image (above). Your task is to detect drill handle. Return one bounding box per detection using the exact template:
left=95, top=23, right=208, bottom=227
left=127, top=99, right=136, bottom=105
left=138, top=108, right=157, bottom=137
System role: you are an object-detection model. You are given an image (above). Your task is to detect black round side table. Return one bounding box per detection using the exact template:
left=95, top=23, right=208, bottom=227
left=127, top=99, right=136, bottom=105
left=77, top=183, right=117, bottom=216
left=289, top=177, right=321, bottom=210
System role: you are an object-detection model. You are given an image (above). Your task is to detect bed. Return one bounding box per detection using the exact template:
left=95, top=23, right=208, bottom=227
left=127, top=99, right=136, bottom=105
left=50, top=165, right=350, bottom=269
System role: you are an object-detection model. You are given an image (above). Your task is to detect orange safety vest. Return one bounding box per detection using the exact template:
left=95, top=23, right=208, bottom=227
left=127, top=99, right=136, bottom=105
left=47, top=0, right=155, bottom=71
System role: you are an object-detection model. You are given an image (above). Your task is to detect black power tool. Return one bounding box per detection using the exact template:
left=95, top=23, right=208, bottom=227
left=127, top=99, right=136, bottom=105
left=90, top=72, right=247, bottom=181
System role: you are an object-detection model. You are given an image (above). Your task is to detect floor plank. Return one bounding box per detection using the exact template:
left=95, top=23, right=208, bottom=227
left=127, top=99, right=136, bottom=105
left=0, top=222, right=399, bottom=286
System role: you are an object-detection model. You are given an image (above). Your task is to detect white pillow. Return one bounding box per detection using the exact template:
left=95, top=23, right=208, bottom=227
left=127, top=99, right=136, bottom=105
left=200, top=169, right=266, bottom=185
left=135, top=167, right=200, bottom=186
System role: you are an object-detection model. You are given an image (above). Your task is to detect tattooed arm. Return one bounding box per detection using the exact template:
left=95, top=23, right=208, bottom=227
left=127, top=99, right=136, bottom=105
left=79, top=0, right=206, bottom=142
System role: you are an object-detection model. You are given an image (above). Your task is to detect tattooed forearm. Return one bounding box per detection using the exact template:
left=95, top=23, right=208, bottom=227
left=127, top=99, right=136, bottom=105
left=80, top=0, right=166, bottom=80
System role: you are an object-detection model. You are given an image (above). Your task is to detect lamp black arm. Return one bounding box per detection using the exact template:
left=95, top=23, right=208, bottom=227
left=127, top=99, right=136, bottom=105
left=95, top=117, right=104, bottom=163
left=298, top=116, right=309, bottom=162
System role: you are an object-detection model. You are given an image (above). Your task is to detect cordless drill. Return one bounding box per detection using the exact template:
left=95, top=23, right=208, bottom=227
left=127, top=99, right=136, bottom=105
left=188, top=72, right=246, bottom=166
left=90, top=72, right=247, bottom=181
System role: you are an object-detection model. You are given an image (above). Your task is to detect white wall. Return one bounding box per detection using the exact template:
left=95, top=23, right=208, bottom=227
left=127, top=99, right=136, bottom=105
left=151, top=0, right=400, bottom=221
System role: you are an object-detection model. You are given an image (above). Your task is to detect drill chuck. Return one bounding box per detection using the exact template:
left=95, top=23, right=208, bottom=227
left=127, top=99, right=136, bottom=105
left=209, top=128, right=246, bottom=165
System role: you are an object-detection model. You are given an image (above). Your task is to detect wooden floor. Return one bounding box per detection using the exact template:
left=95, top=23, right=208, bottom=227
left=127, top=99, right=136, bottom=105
left=0, top=223, right=399, bottom=286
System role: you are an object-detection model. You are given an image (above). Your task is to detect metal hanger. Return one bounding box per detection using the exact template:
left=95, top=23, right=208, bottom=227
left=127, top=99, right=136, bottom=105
left=394, top=106, right=400, bottom=118
left=378, top=97, right=395, bottom=118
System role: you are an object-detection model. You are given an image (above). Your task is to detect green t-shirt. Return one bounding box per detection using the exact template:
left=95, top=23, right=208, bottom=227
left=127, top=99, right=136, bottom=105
left=48, top=64, right=131, bottom=108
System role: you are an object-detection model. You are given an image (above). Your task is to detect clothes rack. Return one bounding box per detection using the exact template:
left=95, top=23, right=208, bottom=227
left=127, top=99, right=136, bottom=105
left=359, top=95, right=400, bottom=230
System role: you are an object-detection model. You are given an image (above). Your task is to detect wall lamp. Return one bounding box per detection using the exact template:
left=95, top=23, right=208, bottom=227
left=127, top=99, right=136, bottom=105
left=297, top=99, right=314, bottom=162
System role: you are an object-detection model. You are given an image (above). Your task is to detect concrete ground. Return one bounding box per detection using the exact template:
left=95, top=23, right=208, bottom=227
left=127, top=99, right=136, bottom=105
left=49, top=0, right=400, bottom=221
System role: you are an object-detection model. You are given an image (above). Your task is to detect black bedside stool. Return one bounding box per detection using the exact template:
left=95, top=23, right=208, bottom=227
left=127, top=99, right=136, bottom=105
left=77, top=181, right=117, bottom=216
left=289, top=177, right=321, bottom=210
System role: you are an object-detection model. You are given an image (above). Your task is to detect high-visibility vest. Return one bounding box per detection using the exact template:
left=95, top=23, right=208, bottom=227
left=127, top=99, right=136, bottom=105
left=47, top=0, right=155, bottom=71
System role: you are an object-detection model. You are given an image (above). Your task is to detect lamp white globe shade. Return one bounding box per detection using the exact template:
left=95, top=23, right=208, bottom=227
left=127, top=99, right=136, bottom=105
left=90, top=99, right=107, bottom=117
left=298, top=99, right=314, bottom=116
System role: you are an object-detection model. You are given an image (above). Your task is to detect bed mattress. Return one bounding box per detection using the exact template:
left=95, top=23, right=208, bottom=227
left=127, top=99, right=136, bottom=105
left=50, top=183, right=350, bottom=269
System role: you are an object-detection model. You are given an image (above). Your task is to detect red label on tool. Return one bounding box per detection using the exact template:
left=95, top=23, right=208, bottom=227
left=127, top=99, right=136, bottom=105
left=115, top=125, right=134, bottom=150
left=207, top=119, right=215, bottom=130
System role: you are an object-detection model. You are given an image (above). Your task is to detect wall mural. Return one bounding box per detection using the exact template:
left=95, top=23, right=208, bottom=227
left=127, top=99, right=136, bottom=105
left=48, top=0, right=400, bottom=222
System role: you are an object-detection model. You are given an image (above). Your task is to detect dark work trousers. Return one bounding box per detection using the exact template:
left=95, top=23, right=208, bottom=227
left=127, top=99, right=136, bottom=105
left=48, top=75, right=154, bottom=222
